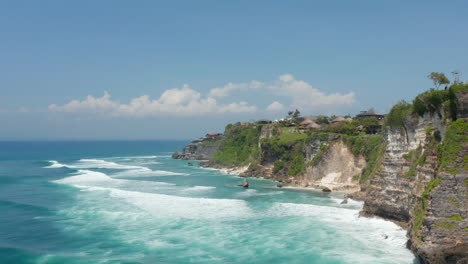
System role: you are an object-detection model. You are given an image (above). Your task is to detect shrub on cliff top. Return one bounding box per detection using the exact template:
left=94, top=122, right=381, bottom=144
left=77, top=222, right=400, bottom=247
left=448, top=83, right=468, bottom=120
left=413, top=89, right=450, bottom=117
left=211, top=125, right=261, bottom=165
left=386, top=100, right=412, bottom=128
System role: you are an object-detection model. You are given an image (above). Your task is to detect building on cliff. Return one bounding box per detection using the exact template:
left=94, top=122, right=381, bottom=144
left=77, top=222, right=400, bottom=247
left=356, top=108, right=384, bottom=119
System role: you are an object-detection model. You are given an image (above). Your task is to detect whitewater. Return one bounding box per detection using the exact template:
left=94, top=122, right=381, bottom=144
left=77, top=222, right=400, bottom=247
left=0, top=141, right=418, bottom=264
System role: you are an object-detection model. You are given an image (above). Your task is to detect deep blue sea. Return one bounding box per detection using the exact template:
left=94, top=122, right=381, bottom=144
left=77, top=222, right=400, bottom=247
left=0, top=141, right=418, bottom=264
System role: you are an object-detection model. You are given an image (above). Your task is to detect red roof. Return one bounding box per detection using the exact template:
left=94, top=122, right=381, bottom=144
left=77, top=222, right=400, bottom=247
left=207, top=133, right=221, bottom=136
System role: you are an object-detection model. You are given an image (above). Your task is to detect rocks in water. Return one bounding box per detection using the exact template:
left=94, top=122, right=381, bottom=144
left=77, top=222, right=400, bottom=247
left=322, top=187, right=332, bottom=192
left=172, top=152, right=182, bottom=159
left=276, top=183, right=283, bottom=188
left=341, top=198, right=348, bottom=204
left=240, top=179, right=249, bottom=188
left=187, top=162, right=193, bottom=166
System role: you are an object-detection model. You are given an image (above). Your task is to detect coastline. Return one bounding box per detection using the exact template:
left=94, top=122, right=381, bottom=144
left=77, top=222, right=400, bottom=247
left=196, top=161, right=410, bottom=231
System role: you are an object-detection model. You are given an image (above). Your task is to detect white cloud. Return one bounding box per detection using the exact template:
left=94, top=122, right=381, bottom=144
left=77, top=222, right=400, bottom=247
left=49, top=74, right=355, bottom=117
left=49, top=86, right=257, bottom=117
left=266, top=101, right=285, bottom=112
left=270, top=74, right=355, bottom=111
left=278, top=74, right=295, bottom=82
left=209, top=74, right=355, bottom=112
left=208, top=81, right=263, bottom=98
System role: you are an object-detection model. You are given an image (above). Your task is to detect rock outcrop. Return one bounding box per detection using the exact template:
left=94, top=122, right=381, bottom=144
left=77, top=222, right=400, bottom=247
left=301, top=140, right=366, bottom=192
left=173, top=135, right=223, bottom=160
left=454, top=89, right=468, bottom=118
left=172, top=89, right=468, bottom=263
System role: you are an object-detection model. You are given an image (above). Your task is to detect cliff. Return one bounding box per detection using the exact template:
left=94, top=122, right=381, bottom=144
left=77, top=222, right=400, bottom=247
left=172, top=134, right=223, bottom=160
left=173, top=84, right=468, bottom=263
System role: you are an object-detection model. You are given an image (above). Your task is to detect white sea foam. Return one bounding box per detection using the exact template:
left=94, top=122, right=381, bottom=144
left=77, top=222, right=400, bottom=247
left=182, top=186, right=217, bottom=192
left=112, top=169, right=187, bottom=177
left=54, top=170, right=112, bottom=184
left=73, top=159, right=146, bottom=170
left=86, top=187, right=253, bottom=220
left=53, top=169, right=176, bottom=190
left=44, top=160, right=67, bottom=168
left=45, top=158, right=185, bottom=178
left=264, top=201, right=412, bottom=262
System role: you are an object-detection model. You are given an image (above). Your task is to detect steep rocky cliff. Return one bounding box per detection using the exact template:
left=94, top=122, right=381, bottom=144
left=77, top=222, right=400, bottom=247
left=172, top=135, right=223, bottom=160
left=173, top=85, right=468, bottom=263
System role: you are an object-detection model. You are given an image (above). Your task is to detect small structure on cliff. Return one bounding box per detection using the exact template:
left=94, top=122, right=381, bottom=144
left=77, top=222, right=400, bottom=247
left=356, top=108, right=384, bottom=120
left=331, top=116, right=353, bottom=123
left=256, top=119, right=272, bottom=124
left=206, top=132, right=222, bottom=138
left=299, top=119, right=321, bottom=129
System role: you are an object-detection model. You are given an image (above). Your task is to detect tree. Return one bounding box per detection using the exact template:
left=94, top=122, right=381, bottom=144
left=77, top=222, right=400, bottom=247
left=427, top=72, right=449, bottom=89
left=451, top=71, right=461, bottom=85
left=292, top=109, right=300, bottom=119
left=316, top=115, right=329, bottom=125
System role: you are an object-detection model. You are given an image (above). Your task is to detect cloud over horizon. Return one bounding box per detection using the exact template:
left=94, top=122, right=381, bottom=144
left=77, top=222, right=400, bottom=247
left=49, top=74, right=355, bottom=117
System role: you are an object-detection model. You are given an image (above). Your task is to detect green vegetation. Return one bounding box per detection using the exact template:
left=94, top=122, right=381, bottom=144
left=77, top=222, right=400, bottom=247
left=342, top=135, right=387, bottom=182
left=448, top=83, right=468, bottom=120
left=287, top=143, right=306, bottom=175
left=444, top=216, right=462, bottom=221
left=315, top=115, right=330, bottom=125
left=402, top=146, right=423, bottom=178
left=414, top=177, right=443, bottom=238
left=276, top=130, right=308, bottom=144
left=434, top=222, right=457, bottom=229
left=413, top=208, right=425, bottom=237
left=413, top=89, right=450, bottom=117
left=260, top=132, right=308, bottom=175
left=321, top=117, right=382, bottom=136
left=437, top=118, right=468, bottom=174
left=211, top=124, right=261, bottom=166
left=308, top=144, right=330, bottom=166
left=427, top=72, right=449, bottom=89
left=386, top=100, right=412, bottom=128
left=273, top=160, right=284, bottom=173
left=422, top=178, right=442, bottom=209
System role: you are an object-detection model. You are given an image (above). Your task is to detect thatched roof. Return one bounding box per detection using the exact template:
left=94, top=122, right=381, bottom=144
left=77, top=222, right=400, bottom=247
left=300, top=119, right=321, bottom=129
left=331, top=116, right=346, bottom=123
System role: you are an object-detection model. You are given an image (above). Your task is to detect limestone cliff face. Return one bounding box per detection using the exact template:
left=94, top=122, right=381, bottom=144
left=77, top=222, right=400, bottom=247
left=362, top=112, right=467, bottom=263
left=173, top=104, right=468, bottom=263
left=300, top=140, right=366, bottom=192
left=362, top=112, right=446, bottom=221
left=412, top=171, right=468, bottom=264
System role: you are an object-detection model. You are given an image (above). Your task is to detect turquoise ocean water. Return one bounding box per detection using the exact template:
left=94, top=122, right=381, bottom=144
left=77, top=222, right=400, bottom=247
left=0, top=141, right=418, bottom=264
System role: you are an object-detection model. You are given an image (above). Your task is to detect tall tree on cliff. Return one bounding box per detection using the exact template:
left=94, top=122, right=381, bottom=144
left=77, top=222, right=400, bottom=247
left=427, top=72, right=450, bottom=89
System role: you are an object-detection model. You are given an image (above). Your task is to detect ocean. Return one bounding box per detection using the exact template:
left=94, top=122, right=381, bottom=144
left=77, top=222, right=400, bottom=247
left=0, top=141, right=418, bottom=264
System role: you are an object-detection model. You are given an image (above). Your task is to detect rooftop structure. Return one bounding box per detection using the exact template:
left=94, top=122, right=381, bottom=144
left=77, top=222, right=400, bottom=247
left=356, top=108, right=384, bottom=119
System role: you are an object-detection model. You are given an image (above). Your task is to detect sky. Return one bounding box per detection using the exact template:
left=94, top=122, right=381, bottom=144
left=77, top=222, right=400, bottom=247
left=0, top=0, right=467, bottom=140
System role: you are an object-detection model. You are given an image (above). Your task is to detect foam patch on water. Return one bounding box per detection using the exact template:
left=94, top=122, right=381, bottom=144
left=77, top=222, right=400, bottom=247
left=53, top=169, right=176, bottom=191
left=45, top=158, right=186, bottom=177
left=44, top=160, right=67, bottom=168
left=112, top=169, right=188, bottom=177
left=73, top=159, right=146, bottom=170
left=182, top=186, right=216, bottom=192
left=87, top=187, right=253, bottom=220
left=265, top=202, right=413, bottom=262
left=54, top=170, right=112, bottom=184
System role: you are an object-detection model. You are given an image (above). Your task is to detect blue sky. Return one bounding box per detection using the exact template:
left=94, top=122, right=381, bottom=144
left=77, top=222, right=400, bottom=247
left=1, top=0, right=467, bottom=140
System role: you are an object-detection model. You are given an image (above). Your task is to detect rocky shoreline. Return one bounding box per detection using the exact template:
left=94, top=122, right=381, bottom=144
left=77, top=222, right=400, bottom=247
left=173, top=88, right=468, bottom=264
